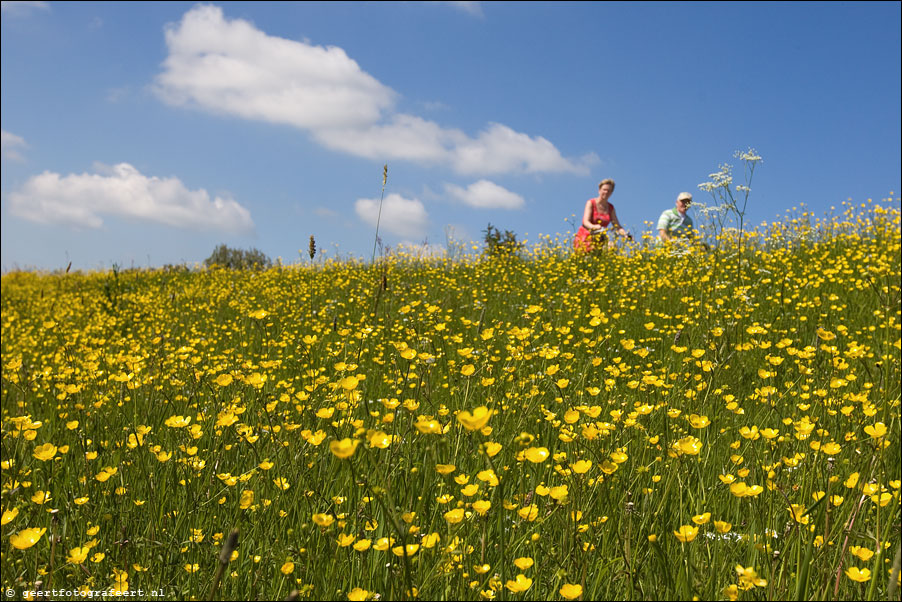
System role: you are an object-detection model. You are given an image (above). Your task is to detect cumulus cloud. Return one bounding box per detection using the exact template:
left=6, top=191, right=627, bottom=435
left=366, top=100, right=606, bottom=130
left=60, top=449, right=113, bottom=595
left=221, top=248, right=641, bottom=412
left=354, top=193, right=429, bottom=239
left=314, top=114, right=462, bottom=164
left=155, top=5, right=591, bottom=176
left=451, top=123, right=594, bottom=175
left=9, top=162, right=254, bottom=232
left=1, top=130, right=27, bottom=161
left=154, top=4, right=395, bottom=130
left=445, top=179, right=525, bottom=210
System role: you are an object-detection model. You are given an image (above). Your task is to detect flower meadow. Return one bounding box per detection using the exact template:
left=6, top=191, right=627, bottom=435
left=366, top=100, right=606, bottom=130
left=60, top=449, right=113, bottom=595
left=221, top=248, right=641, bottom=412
left=1, top=201, right=900, bottom=601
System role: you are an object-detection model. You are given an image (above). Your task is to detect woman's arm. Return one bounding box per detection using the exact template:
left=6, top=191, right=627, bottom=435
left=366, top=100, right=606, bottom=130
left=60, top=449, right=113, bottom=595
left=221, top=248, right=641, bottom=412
left=582, top=199, right=599, bottom=230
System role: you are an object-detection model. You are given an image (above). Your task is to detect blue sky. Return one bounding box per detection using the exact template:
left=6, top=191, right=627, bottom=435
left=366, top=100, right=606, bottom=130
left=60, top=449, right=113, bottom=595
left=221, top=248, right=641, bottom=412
left=2, top=1, right=900, bottom=271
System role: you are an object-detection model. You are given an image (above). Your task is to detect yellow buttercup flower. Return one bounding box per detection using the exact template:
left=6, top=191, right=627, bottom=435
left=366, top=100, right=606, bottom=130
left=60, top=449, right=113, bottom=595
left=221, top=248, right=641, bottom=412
left=736, top=565, right=767, bottom=589
left=347, top=588, right=369, bottom=601
left=863, top=422, right=887, bottom=438
left=9, top=527, right=47, bottom=550
left=444, top=508, right=466, bottom=524
left=352, top=539, right=372, bottom=552
left=214, top=373, right=233, bottom=387
left=339, top=375, right=359, bottom=391
left=1, top=508, right=19, bottom=525
left=523, top=447, right=550, bottom=463
left=600, top=460, right=618, bottom=475
left=571, top=459, right=592, bottom=474
left=559, top=584, right=583, bottom=600
left=549, top=485, right=569, bottom=501
left=245, top=372, right=267, bottom=388
left=483, top=441, right=503, bottom=457
left=610, top=450, right=628, bottom=464
left=789, top=504, right=809, bottom=524
left=845, top=567, right=870, bottom=582
left=513, top=557, right=534, bottom=570
left=675, top=436, right=702, bottom=455
left=67, top=546, right=90, bottom=564
left=820, top=441, right=841, bottom=455
left=415, top=418, right=443, bottom=434
left=850, top=546, right=874, bottom=561
left=368, top=431, right=395, bottom=449
left=673, top=525, right=698, bottom=543
left=688, top=414, right=710, bottom=428
left=373, top=537, right=394, bottom=551
left=30, top=490, right=50, bottom=505
left=391, top=544, right=419, bottom=557
left=33, top=443, right=58, bottom=461
left=164, top=415, right=191, bottom=428
left=312, top=513, right=335, bottom=527
left=504, top=574, right=533, bottom=593
left=457, top=406, right=492, bottom=431
left=329, top=438, right=360, bottom=459
left=461, top=483, right=479, bottom=496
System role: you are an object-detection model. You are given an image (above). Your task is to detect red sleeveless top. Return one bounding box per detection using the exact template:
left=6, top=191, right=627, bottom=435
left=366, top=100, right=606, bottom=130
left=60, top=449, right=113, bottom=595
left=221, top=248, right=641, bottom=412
left=574, top=200, right=613, bottom=250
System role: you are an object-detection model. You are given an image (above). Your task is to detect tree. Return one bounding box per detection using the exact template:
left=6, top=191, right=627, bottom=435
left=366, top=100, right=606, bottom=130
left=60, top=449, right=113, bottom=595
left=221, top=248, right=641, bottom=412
left=483, top=223, right=523, bottom=257
left=204, top=244, right=272, bottom=270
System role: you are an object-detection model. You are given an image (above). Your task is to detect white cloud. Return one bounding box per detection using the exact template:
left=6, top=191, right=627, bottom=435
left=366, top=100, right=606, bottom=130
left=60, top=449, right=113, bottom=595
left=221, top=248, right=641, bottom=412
left=354, top=193, right=429, bottom=239
left=155, top=5, right=589, bottom=176
left=9, top=162, right=254, bottom=232
left=1, top=129, right=27, bottom=161
left=445, top=179, right=525, bottom=210
left=452, top=123, right=596, bottom=175
left=0, top=1, right=50, bottom=16
left=154, top=5, right=395, bottom=130
left=314, top=114, right=464, bottom=164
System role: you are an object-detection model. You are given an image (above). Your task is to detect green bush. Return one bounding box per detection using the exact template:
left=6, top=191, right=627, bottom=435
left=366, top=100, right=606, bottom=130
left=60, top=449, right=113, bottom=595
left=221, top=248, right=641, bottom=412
left=482, top=222, right=523, bottom=257
left=204, top=244, right=272, bottom=270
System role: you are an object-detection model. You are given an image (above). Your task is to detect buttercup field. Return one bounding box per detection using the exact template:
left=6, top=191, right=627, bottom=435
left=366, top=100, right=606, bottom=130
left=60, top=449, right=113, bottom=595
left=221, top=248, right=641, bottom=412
left=2, top=195, right=899, bottom=600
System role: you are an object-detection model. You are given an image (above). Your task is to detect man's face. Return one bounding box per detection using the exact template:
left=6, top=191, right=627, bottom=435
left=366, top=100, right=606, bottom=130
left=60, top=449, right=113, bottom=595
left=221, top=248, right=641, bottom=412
left=677, top=198, right=691, bottom=214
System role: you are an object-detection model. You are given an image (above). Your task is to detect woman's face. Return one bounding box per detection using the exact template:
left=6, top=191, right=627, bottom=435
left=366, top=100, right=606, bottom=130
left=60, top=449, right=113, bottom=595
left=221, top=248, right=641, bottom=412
left=598, top=184, right=613, bottom=202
